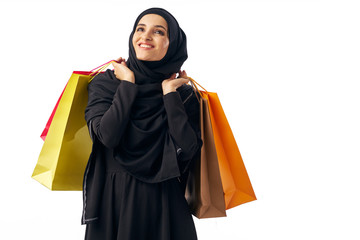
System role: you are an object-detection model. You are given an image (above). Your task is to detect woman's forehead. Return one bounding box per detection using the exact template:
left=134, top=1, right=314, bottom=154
left=137, top=14, right=168, bottom=29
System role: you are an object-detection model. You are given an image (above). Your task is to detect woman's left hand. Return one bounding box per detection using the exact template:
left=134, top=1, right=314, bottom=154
left=162, top=70, right=189, bottom=95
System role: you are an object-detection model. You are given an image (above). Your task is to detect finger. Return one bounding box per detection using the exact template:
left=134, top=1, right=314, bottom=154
left=173, top=78, right=189, bottom=90
left=180, top=77, right=190, bottom=84
left=179, top=70, right=187, bottom=78
left=112, top=61, right=120, bottom=68
left=173, top=78, right=189, bottom=86
left=170, top=73, right=177, bottom=80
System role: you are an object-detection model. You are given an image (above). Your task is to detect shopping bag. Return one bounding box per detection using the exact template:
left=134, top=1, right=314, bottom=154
left=185, top=94, right=227, bottom=219
left=189, top=78, right=256, bottom=211
left=32, top=61, right=114, bottom=190
left=40, top=84, right=67, bottom=141
left=39, top=60, right=114, bottom=141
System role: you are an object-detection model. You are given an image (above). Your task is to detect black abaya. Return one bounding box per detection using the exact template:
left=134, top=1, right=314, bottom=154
left=84, top=153, right=197, bottom=240
left=82, top=7, right=201, bottom=240
left=82, top=70, right=201, bottom=240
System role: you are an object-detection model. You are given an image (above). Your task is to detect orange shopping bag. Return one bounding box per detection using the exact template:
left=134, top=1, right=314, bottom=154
left=190, top=78, right=256, bottom=210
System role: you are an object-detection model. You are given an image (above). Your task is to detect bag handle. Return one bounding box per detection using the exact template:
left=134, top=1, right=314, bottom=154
left=88, top=60, right=117, bottom=81
left=188, top=77, right=209, bottom=102
left=89, top=60, right=116, bottom=73
left=188, top=77, right=208, bottom=93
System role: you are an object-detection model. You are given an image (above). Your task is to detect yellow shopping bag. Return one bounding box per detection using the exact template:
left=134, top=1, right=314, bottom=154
left=32, top=61, right=114, bottom=190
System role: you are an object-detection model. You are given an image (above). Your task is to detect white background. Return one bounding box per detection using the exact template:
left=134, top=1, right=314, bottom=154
left=1, top=0, right=359, bottom=239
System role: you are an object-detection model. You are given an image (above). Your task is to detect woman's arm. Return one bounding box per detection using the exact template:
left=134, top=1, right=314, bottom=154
left=162, top=70, right=201, bottom=162
left=86, top=59, right=138, bottom=149
left=88, top=60, right=137, bottom=148
left=90, top=80, right=138, bottom=148
left=163, top=88, right=201, bottom=162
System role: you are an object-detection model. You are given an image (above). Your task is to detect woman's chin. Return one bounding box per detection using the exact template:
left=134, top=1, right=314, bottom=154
left=138, top=57, right=156, bottom=61
left=136, top=53, right=163, bottom=62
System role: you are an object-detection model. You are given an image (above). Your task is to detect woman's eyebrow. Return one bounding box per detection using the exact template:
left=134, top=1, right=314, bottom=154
left=154, top=25, right=167, bottom=31
left=137, top=23, right=167, bottom=31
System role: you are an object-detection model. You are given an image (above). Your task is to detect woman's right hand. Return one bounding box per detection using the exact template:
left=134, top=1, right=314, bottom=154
left=112, top=57, right=135, bottom=84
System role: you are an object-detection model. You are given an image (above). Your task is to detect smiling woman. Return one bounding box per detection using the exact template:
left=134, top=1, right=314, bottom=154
left=132, top=14, right=170, bottom=61
left=82, top=7, right=201, bottom=240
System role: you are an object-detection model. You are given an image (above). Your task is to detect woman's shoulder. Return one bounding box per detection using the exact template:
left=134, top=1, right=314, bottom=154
left=88, top=69, right=120, bottom=93
left=177, top=84, right=200, bottom=106
left=177, top=84, right=194, bottom=97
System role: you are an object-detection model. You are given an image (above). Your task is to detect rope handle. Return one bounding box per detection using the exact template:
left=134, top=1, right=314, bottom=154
left=188, top=77, right=209, bottom=102
left=188, top=77, right=208, bottom=93
left=88, top=60, right=118, bottom=81
left=89, top=60, right=116, bottom=73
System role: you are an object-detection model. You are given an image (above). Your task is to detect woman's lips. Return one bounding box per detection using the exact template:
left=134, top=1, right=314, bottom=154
left=138, top=43, right=154, bottom=50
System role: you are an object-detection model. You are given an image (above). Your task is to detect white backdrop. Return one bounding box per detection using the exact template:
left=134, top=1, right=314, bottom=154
left=1, top=0, right=359, bottom=239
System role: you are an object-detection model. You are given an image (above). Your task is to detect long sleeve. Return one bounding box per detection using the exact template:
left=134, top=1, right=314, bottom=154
left=163, top=89, right=202, bottom=163
left=91, top=81, right=138, bottom=148
left=85, top=72, right=138, bottom=149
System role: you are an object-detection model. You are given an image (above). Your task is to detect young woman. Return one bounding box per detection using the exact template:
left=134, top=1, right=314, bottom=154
left=82, top=8, right=202, bottom=240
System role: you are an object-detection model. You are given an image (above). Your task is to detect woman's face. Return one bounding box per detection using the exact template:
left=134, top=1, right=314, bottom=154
left=132, top=14, right=169, bottom=61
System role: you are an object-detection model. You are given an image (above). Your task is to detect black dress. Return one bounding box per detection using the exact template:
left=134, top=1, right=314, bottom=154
left=82, top=70, right=202, bottom=240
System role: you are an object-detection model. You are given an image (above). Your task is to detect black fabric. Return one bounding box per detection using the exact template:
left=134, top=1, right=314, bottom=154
left=84, top=70, right=201, bottom=182
left=82, top=7, right=202, bottom=240
left=84, top=8, right=190, bottom=183
left=81, top=136, right=106, bottom=224
left=82, top=72, right=202, bottom=226
left=84, top=148, right=198, bottom=240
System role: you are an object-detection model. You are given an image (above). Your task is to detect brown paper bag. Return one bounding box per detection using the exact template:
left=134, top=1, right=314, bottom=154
left=185, top=95, right=226, bottom=218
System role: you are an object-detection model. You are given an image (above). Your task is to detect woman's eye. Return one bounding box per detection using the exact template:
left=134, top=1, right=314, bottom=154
left=154, top=30, right=165, bottom=36
left=136, top=27, right=165, bottom=36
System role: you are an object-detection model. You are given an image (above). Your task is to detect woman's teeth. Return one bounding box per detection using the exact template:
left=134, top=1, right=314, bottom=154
left=140, top=44, right=152, bottom=48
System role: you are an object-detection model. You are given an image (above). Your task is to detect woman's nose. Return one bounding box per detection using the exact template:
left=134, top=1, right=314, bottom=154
left=141, top=31, right=152, bottom=41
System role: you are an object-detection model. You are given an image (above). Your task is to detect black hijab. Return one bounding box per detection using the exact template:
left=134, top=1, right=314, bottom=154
left=127, top=7, right=187, bottom=84
left=112, top=8, right=188, bottom=182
